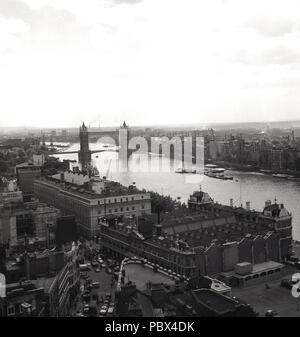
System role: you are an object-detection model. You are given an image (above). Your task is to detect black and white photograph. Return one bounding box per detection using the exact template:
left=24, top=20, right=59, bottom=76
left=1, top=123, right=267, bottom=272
left=1, top=0, right=300, bottom=326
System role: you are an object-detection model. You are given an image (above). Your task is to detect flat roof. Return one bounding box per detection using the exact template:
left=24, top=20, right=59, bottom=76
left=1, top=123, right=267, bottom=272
left=35, top=176, right=149, bottom=200
left=123, top=262, right=174, bottom=291
left=252, top=261, right=284, bottom=273
left=193, top=289, right=237, bottom=313
left=221, top=261, right=284, bottom=279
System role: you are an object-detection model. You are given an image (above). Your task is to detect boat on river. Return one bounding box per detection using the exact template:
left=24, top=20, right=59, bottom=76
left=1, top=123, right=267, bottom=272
left=272, top=174, right=291, bottom=179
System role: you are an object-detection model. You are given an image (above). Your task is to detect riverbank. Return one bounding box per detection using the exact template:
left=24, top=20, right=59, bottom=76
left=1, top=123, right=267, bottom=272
left=208, top=160, right=300, bottom=178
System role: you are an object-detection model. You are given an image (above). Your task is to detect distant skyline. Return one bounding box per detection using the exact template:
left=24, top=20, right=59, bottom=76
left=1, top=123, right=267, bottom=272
left=1, top=0, right=300, bottom=128
left=2, top=119, right=300, bottom=133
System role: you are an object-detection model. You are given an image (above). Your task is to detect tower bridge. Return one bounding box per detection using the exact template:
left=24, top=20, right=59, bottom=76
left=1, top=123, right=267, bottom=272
left=50, top=122, right=203, bottom=172
left=50, top=121, right=131, bottom=172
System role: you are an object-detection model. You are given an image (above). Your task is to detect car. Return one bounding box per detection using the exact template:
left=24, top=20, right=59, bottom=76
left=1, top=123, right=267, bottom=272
left=95, top=268, right=100, bottom=273
left=107, top=268, right=112, bottom=274
left=83, top=307, right=90, bottom=314
left=101, top=263, right=106, bottom=268
left=104, top=299, right=109, bottom=305
left=92, top=282, right=100, bottom=288
left=281, top=279, right=293, bottom=289
left=99, top=309, right=107, bottom=316
left=265, top=310, right=280, bottom=317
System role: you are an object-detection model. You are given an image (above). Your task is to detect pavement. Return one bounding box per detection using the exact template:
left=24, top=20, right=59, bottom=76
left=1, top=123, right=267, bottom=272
left=231, top=269, right=300, bottom=317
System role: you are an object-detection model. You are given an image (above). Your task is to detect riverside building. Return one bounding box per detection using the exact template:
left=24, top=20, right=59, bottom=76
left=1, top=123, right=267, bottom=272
left=33, top=171, right=151, bottom=238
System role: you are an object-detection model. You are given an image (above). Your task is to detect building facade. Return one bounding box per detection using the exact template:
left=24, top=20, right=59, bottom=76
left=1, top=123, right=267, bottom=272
left=34, top=173, right=151, bottom=238
left=99, top=190, right=292, bottom=281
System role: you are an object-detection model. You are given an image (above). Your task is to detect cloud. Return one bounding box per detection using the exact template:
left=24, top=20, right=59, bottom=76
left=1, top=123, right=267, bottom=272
left=110, top=0, right=143, bottom=5
left=0, top=0, right=90, bottom=53
left=244, top=17, right=300, bottom=37
left=233, top=46, right=300, bottom=65
left=1, top=0, right=300, bottom=127
left=0, top=16, right=30, bottom=52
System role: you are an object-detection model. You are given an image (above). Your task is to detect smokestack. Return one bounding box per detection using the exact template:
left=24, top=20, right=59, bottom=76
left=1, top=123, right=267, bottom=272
left=230, top=198, right=233, bottom=207
left=246, top=201, right=250, bottom=211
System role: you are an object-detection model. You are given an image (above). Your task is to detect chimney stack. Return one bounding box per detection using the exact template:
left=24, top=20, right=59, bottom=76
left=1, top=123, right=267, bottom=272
left=230, top=198, right=233, bottom=207
left=246, top=201, right=250, bottom=211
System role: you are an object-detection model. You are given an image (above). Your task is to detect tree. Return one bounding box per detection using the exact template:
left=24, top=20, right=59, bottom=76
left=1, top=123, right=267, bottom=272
left=150, top=191, right=177, bottom=224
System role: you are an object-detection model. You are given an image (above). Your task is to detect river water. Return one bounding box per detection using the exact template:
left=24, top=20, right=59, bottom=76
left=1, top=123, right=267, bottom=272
left=51, top=142, right=300, bottom=240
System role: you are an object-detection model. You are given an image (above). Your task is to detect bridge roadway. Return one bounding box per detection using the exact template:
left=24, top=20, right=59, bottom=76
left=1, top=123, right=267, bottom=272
left=49, top=148, right=118, bottom=155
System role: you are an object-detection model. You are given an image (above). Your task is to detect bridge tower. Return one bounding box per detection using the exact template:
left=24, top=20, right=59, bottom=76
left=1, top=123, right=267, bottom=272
left=79, top=122, right=91, bottom=172
left=119, top=121, right=131, bottom=163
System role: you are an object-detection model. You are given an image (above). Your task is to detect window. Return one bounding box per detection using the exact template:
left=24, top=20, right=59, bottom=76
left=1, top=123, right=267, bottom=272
left=142, top=204, right=145, bottom=209
left=132, top=206, right=135, bottom=210
left=108, top=209, right=112, bottom=213
left=126, top=198, right=128, bottom=202
left=132, top=197, right=134, bottom=201
left=7, top=305, right=15, bottom=316
left=121, top=207, right=123, bottom=211
left=114, top=199, right=117, bottom=203
left=126, top=207, right=129, bottom=211
left=115, top=208, right=118, bottom=212
left=98, top=210, right=101, bottom=215
left=120, top=198, right=123, bottom=202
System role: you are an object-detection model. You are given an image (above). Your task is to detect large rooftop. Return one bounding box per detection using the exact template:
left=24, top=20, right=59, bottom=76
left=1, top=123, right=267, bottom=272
left=123, top=262, right=174, bottom=291
left=192, top=289, right=239, bottom=314
left=36, top=175, right=149, bottom=200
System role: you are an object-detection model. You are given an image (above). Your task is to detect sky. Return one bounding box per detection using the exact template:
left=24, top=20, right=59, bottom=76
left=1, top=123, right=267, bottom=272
left=0, top=0, right=300, bottom=128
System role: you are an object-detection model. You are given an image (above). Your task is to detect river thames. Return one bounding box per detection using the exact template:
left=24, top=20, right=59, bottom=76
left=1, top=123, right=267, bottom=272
left=51, top=142, right=300, bottom=241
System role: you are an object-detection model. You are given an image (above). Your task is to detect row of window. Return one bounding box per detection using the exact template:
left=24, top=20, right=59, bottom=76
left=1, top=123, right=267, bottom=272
left=98, top=205, right=145, bottom=214
left=97, top=195, right=145, bottom=205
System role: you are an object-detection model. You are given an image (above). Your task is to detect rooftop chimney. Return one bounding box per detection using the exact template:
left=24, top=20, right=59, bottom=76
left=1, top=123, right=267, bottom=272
left=246, top=201, right=250, bottom=211
left=230, top=198, right=233, bottom=207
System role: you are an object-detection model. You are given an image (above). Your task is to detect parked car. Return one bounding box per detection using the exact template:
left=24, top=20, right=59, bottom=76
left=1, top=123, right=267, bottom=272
left=95, top=268, right=100, bottom=273
left=281, top=279, right=293, bottom=289
left=83, top=304, right=90, bottom=314
left=265, top=310, right=280, bottom=317
left=92, top=282, right=100, bottom=288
